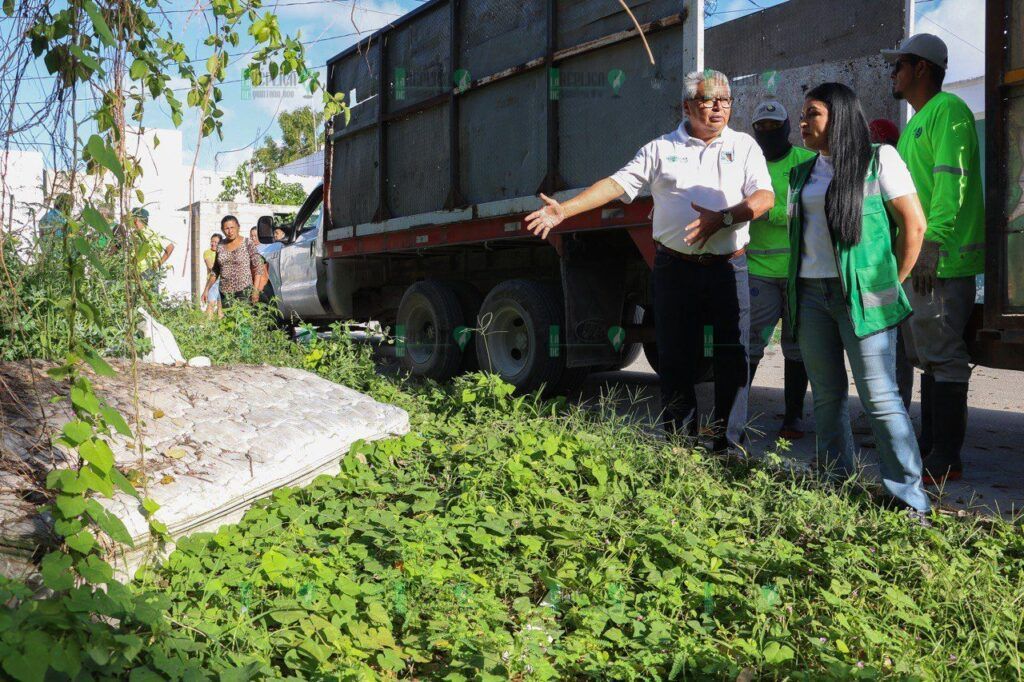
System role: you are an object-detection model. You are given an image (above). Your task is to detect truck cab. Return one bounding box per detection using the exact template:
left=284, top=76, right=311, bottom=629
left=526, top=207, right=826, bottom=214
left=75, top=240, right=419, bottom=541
left=260, top=184, right=332, bottom=324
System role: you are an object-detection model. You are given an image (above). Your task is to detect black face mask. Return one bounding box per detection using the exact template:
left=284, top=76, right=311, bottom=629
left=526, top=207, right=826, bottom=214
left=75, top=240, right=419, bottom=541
left=753, top=119, right=792, bottom=161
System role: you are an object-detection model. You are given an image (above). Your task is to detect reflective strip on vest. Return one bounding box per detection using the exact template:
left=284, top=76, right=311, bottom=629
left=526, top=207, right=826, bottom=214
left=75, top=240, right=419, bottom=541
left=933, top=165, right=967, bottom=176
left=748, top=248, right=790, bottom=256
left=862, top=285, right=900, bottom=309
left=941, top=242, right=985, bottom=258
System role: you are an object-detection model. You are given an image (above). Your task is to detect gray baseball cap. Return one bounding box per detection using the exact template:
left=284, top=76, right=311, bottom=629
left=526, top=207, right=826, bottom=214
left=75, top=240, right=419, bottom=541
left=752, top=100, right=788, bottom=123
left=881, top=33, right=948, bottom=70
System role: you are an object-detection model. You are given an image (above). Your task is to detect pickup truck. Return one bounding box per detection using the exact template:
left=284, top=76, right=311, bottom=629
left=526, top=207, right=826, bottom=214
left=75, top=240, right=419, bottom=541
left=261, top=0, right=1022, bottom=391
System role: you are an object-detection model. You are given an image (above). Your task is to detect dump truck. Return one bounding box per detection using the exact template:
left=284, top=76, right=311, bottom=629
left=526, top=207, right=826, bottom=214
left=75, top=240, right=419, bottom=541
left=261, top=0, right=1022, bottom=391
left=970, top=0, right=1024, bottom=369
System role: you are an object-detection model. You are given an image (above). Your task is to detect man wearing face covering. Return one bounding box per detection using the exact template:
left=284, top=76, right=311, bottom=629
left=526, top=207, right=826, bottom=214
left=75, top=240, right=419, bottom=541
left=747, top=100, right=816, bottom=439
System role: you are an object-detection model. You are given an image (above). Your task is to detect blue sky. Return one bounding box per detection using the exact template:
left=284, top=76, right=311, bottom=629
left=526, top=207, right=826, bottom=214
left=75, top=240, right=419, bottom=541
left=9, top=0, right=984, bottom=171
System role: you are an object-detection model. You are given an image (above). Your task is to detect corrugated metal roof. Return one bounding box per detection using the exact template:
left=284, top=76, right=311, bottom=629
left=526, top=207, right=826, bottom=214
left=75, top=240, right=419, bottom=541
left=275, top=150, right=324, bottom=177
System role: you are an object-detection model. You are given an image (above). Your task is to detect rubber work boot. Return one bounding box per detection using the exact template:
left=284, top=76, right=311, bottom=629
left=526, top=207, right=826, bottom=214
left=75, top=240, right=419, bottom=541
left=780, top=359, right=808, bottom=439
left=917, top=373, right=935, bottom=458
left=922, top=381, right=968, bottom=485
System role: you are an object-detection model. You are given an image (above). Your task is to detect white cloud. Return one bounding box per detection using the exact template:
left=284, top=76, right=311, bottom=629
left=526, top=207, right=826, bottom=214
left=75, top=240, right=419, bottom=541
left=916, top=0, right=985, bottom=83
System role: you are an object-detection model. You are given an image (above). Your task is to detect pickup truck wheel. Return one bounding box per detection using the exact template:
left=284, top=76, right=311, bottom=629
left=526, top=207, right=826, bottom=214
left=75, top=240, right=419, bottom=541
left=476, top=279, right=565, bottom=394
left=396, top=280, right=466, bottom=381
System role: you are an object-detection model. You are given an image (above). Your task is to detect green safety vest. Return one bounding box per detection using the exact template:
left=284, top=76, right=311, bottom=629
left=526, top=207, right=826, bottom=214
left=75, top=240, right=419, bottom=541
left=786, top=146, right=913, bottom=339
left=897, top=91, right=985, bottom=278
left=748, top=145, right=817, bottom=278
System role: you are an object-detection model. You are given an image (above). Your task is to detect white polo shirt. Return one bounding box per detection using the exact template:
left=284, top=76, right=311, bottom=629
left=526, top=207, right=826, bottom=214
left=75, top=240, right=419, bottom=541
left=610, top=123, right=773, bottom=255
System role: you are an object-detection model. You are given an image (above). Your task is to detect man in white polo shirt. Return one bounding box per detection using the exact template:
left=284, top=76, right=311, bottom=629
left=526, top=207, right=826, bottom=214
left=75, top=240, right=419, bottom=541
left=525, top=69, right=774, bottom=453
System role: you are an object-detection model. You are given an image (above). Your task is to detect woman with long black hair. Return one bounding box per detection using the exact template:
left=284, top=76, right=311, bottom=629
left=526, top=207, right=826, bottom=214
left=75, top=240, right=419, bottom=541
left=786, top=82, right=931, bottom=520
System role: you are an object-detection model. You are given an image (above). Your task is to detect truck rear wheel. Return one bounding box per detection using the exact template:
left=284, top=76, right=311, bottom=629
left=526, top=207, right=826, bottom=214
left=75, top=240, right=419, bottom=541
left=476, top=279, right=566, bottom=394
left=396, top=280, right=467, bottom=381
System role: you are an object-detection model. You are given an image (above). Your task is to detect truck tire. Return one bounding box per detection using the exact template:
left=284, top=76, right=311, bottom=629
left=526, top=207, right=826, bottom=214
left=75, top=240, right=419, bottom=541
left=442, top=280, right=483, bottom=372
left=475, top=279, right=566, bottom=395
left=396, top=280, right=467, bottom=382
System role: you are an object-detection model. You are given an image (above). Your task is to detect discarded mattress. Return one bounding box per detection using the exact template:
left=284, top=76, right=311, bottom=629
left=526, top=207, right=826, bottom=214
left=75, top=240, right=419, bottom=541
left=0, top=360, right=409, bottom=580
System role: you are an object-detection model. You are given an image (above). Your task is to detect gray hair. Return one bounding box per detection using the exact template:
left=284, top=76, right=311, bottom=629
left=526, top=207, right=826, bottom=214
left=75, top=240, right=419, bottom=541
left=683, top=69, right=731, bottom=100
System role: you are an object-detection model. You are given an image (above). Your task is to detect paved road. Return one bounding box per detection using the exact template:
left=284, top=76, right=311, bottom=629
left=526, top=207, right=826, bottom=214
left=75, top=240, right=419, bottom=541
left=580, top=345, right=1024, bottom=519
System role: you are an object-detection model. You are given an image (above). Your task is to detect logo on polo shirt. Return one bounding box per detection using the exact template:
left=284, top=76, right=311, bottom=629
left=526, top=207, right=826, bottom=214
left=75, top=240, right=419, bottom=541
left=722, top=150, right=734, bottom=163
left=914, top=127, right=923, bottom=139
left=667, top=155, right=681, bottom=163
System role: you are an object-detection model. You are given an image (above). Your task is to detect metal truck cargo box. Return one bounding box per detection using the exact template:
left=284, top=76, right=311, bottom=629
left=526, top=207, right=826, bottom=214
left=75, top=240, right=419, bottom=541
left=326, top=0, right=692, bottom=232
left=324, top=0, right=906, bottom=244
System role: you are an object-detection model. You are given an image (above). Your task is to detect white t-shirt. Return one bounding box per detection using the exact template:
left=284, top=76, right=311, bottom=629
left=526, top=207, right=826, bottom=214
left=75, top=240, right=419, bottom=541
left=798, top=144, right=916, bottom=278
left=610, top=124, right=773, bottom=255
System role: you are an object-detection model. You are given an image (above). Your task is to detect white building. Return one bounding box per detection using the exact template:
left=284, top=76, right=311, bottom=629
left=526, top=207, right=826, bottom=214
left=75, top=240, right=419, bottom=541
left=0, top=149, right=46, bottom=246
left=944, top=76, right=984, bottom=118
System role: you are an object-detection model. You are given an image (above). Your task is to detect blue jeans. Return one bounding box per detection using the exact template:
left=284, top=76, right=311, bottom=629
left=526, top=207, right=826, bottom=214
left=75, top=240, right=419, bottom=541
left=796, top=278, right=930, bottom=512
left=651, top=249, right=750, bottom=450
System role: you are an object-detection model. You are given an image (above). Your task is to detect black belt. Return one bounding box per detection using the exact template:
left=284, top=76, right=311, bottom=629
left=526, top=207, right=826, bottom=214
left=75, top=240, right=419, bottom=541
left=656, top=244, right=746, bottom=265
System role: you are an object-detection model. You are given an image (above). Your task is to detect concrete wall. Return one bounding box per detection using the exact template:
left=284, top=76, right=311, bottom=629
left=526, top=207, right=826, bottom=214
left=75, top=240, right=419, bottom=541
left=705, top=0, right=906, bottom=143
left=728, top=55, right=901, bottom=140
left=705, top=0, right=905, bottom=75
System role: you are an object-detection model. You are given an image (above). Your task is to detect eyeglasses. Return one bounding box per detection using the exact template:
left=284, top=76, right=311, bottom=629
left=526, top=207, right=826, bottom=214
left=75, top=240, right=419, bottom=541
left=691, top=97, right=733, bottom=109
left=891, top=58, right=915, bottom=75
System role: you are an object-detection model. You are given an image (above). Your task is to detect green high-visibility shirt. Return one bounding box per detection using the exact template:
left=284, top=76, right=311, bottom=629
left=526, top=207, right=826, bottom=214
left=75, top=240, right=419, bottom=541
left=897, top=91, right=985, bottom=278
left=748, top=145, right=816, bottom=278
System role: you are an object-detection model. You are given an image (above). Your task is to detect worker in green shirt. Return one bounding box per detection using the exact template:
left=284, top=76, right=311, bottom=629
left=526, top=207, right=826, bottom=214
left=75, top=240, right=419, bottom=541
left=129, top=208, right=175, bottom=301
left=883, top=33, right=984, bottom=485
left=747, top=100, right=816, bottom=439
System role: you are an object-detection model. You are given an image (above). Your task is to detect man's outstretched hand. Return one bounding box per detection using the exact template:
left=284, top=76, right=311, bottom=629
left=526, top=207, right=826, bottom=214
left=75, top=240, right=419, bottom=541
left=525, top=193, right=566, bottom=239
left=683, top=202, right=725, bottom=249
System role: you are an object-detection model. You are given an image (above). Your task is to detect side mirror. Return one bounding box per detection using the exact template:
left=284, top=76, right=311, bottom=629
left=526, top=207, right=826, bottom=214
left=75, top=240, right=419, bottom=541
left=256, top=215, right=275, bottom=244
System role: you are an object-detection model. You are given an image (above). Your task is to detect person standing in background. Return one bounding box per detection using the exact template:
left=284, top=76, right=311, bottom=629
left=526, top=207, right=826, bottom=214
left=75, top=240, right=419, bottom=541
left=203, top=233, right=222, bottom=319
left=747, top=100, right=816, bottom=439
left=202, top=215, right=263, bottom=308
left=132, top=208, right=174, bottom=302
left=883, top=34, right=985, bottom=485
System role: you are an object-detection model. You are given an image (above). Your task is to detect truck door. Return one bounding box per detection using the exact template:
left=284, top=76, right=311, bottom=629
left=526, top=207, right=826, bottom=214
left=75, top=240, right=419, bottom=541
left=278, top=186, right=328, bottom=321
